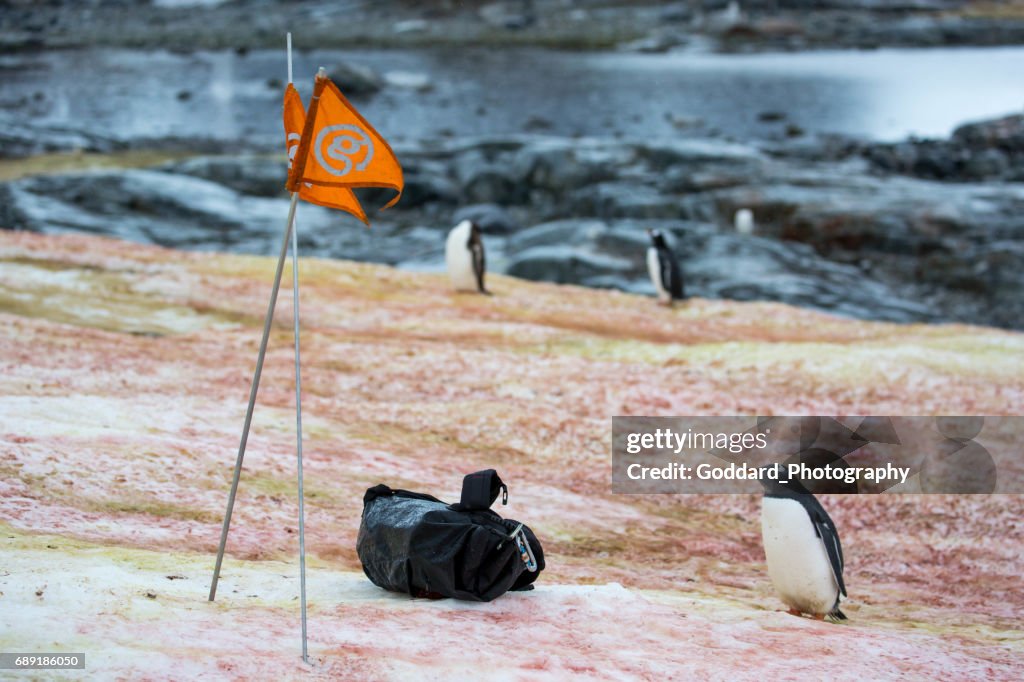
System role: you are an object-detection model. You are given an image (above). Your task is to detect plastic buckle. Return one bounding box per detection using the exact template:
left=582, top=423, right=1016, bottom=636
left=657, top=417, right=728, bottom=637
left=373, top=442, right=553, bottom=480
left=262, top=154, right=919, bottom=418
left=508, top=523, right=537, bottom=573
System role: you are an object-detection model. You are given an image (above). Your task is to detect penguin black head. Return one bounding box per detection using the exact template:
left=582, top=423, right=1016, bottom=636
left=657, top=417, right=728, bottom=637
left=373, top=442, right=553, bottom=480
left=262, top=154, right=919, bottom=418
left=646, top=228, right=668, bottom=249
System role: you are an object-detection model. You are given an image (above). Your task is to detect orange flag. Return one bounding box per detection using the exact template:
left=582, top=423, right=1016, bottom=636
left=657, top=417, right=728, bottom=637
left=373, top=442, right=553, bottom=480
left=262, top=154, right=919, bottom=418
left=283, top=83, right=368, bottom=223
left=283, top=71, right=403, bottom=223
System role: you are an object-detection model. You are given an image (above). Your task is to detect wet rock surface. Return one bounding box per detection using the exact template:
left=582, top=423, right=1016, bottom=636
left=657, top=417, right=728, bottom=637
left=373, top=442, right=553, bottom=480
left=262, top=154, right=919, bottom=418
left=5, top=117, right=1022, bottom=328
left=863, top=114, right=1024, bottom=183
left=3, top=0, right=1024, bottom=52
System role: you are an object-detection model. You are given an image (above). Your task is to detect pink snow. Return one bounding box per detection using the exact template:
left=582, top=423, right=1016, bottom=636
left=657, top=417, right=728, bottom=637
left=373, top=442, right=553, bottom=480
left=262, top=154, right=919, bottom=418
left=1, top=231, right=1022, bottom=680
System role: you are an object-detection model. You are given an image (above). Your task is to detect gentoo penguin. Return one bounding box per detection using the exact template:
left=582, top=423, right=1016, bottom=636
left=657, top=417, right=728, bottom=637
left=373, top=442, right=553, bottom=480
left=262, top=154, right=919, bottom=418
left=734, top=208, right=755, bottom=235
left=646, top=229, right=684, bottom=305
left=760, top=473, right=847, bottom=621
left=445, top=219, right=489, bottom=295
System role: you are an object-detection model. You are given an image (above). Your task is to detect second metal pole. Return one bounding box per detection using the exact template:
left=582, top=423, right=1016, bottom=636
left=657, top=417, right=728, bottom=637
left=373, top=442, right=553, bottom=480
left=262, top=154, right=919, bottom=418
left=290, top=203, right=309, bottom=664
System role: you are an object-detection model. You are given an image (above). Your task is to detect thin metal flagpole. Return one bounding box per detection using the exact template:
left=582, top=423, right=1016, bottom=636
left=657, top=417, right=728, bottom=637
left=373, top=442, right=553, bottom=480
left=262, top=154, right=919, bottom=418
left=286, top=31, right=311, bottom=667
left=210, top=29, right=312, bottom=663
left=290, top=193, right=309, bottom=665
left=209, top=191, right=299, bottom=602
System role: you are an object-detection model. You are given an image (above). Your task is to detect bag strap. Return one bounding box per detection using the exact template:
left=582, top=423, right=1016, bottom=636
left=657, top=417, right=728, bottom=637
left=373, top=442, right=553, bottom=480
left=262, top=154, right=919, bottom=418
left=363, top=484, right=443, bottom=505
left=452, top=469, right=507, bottom=511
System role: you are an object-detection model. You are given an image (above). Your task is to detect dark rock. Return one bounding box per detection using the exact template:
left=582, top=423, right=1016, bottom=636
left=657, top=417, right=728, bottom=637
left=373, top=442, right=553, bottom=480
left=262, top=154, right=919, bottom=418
left=953, top=114, right=1024, bottom=153
left=511, top=140, right=626, bottom=195
left=3, top=169, right=268, bottom=246
left=328, top=62, right=383, bottom=97
left=507, top=219, right=611, bottom=253
left=660, top=3, right=694, bottom=22
left=864, top=114, right=1024, bottom=182
left=635, top=139, right=761, bottom=171
left=371, top=158, right=460, bottom=209
left=662, top=167, right=753, bottom=193
left=962, top=149, right=1010, bottom=180
left=501, top=217, right=932, bottom=322
left=452, top=203, right=520, bottom=234
left=570, top=182, right=682, bottom=220
left=6, top=124, right=1021, bottom=329
left=523, top=116, right=553, bottom=132
left=0, top=168, right=441, bottom=265
left=478, top=3, right=536, bottom=30
left=454, top=150, right=525, bottom=205
left=506, top=245, right=634, bottom=285
left=161, top=155, right=287, bottom=197
left=686, top=230, right=934, bottom=323
left=0, top=120, right=117, bottom=159
left=399, top=174, right=460, bottom=208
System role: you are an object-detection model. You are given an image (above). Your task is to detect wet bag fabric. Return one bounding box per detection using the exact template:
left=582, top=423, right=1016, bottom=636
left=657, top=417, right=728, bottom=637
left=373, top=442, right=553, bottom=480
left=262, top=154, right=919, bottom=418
left=356, top=470, right=545, bottom=601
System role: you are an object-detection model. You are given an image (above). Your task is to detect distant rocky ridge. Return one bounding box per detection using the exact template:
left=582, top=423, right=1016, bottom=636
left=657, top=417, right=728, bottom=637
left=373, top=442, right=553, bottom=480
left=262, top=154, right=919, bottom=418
left=3, top=0, right=1024, bottom=52
left=3, top=113, right=1023, bottom=329
left=863, top=114, right=1024, bottom=182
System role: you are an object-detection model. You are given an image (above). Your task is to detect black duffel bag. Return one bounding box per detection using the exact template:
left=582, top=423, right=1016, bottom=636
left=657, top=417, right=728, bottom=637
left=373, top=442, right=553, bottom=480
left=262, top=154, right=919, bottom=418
left=357, top=469, right=545, bottom=601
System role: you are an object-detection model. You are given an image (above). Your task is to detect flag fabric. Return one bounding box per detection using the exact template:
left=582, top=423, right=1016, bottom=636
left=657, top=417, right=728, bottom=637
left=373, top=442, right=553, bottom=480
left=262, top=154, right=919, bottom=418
left=283, top=84, right=368, bottom=223
left=283, top=73, right=403, bottom=223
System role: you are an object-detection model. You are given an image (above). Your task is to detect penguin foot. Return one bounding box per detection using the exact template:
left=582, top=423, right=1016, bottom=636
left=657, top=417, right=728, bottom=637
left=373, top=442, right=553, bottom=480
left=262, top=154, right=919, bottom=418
left=812, top=614, right=826, bottom=621
left=786, top=608, right=803, bottom=618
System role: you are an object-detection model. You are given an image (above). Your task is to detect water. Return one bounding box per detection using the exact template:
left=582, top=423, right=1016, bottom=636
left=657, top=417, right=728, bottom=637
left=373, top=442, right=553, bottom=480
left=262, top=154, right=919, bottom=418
left=2, top=46, right=1022, bottom=149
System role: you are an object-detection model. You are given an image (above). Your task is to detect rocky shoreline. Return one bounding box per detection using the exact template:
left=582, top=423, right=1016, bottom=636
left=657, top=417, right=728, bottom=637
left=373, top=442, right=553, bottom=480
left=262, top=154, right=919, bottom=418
left=4, top=0, right=1024, bottom=53
left=3, top=113, right=1022, bottom=329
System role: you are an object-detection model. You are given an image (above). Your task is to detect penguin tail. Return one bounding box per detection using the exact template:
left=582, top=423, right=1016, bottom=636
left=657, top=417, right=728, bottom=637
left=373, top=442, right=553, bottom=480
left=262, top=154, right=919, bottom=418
left=827, top=607, right=848, bottom=622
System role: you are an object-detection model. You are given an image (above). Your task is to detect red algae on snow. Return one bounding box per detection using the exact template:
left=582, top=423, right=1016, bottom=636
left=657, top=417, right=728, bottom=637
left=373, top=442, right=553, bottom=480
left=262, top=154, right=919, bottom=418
left=1, top=231, right=1023, bottom=680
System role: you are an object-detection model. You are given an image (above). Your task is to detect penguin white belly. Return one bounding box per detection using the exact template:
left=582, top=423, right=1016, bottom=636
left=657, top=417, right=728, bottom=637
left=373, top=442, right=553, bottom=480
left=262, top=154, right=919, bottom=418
left=647, top=247, right=668, bottom=300
left=445, top=222, right=478, bottom=292
left=761, top=497, right=840, bottom=615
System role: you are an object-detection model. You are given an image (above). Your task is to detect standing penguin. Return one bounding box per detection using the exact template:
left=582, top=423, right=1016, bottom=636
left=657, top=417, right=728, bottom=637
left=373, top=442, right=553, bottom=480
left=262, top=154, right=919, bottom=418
left=445, top=219, right=490, bottom=295
left=734, top=208, right=755, bottom=235
left=646, top=229, right=685, bottom=305
left=760, top=473, right=848, bottom=621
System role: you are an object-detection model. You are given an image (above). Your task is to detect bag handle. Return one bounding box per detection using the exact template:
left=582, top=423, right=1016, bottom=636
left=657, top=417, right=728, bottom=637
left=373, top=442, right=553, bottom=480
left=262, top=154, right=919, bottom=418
left=452, top=469, right=507, bottom=511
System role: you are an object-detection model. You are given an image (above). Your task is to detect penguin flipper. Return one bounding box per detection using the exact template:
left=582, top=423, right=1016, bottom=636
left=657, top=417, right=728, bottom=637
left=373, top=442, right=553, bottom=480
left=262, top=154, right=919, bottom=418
left=657, top=249, right=674, bottom=297
left=658, top=248, right=684, bottom=300
left=471, top=242, right=487, bottom=295
left=812, top=513, right=847, bottom=598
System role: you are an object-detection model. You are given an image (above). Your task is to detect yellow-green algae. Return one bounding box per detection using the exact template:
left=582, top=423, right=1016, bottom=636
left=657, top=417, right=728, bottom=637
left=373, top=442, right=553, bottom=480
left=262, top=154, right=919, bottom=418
left=3, top=231, right=1023, bottom=679
left=0, top=257, right=242, bottom=335
left=0, top=149, right=194, bottom=182
left=0, top=523, right=325, bottom=613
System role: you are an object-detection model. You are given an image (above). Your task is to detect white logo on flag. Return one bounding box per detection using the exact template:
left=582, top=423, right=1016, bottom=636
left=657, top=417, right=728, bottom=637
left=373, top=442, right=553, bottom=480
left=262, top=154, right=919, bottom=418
left=313, top=124, right=374, bottom=177
left=287, top=132, right=301, bottom=170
